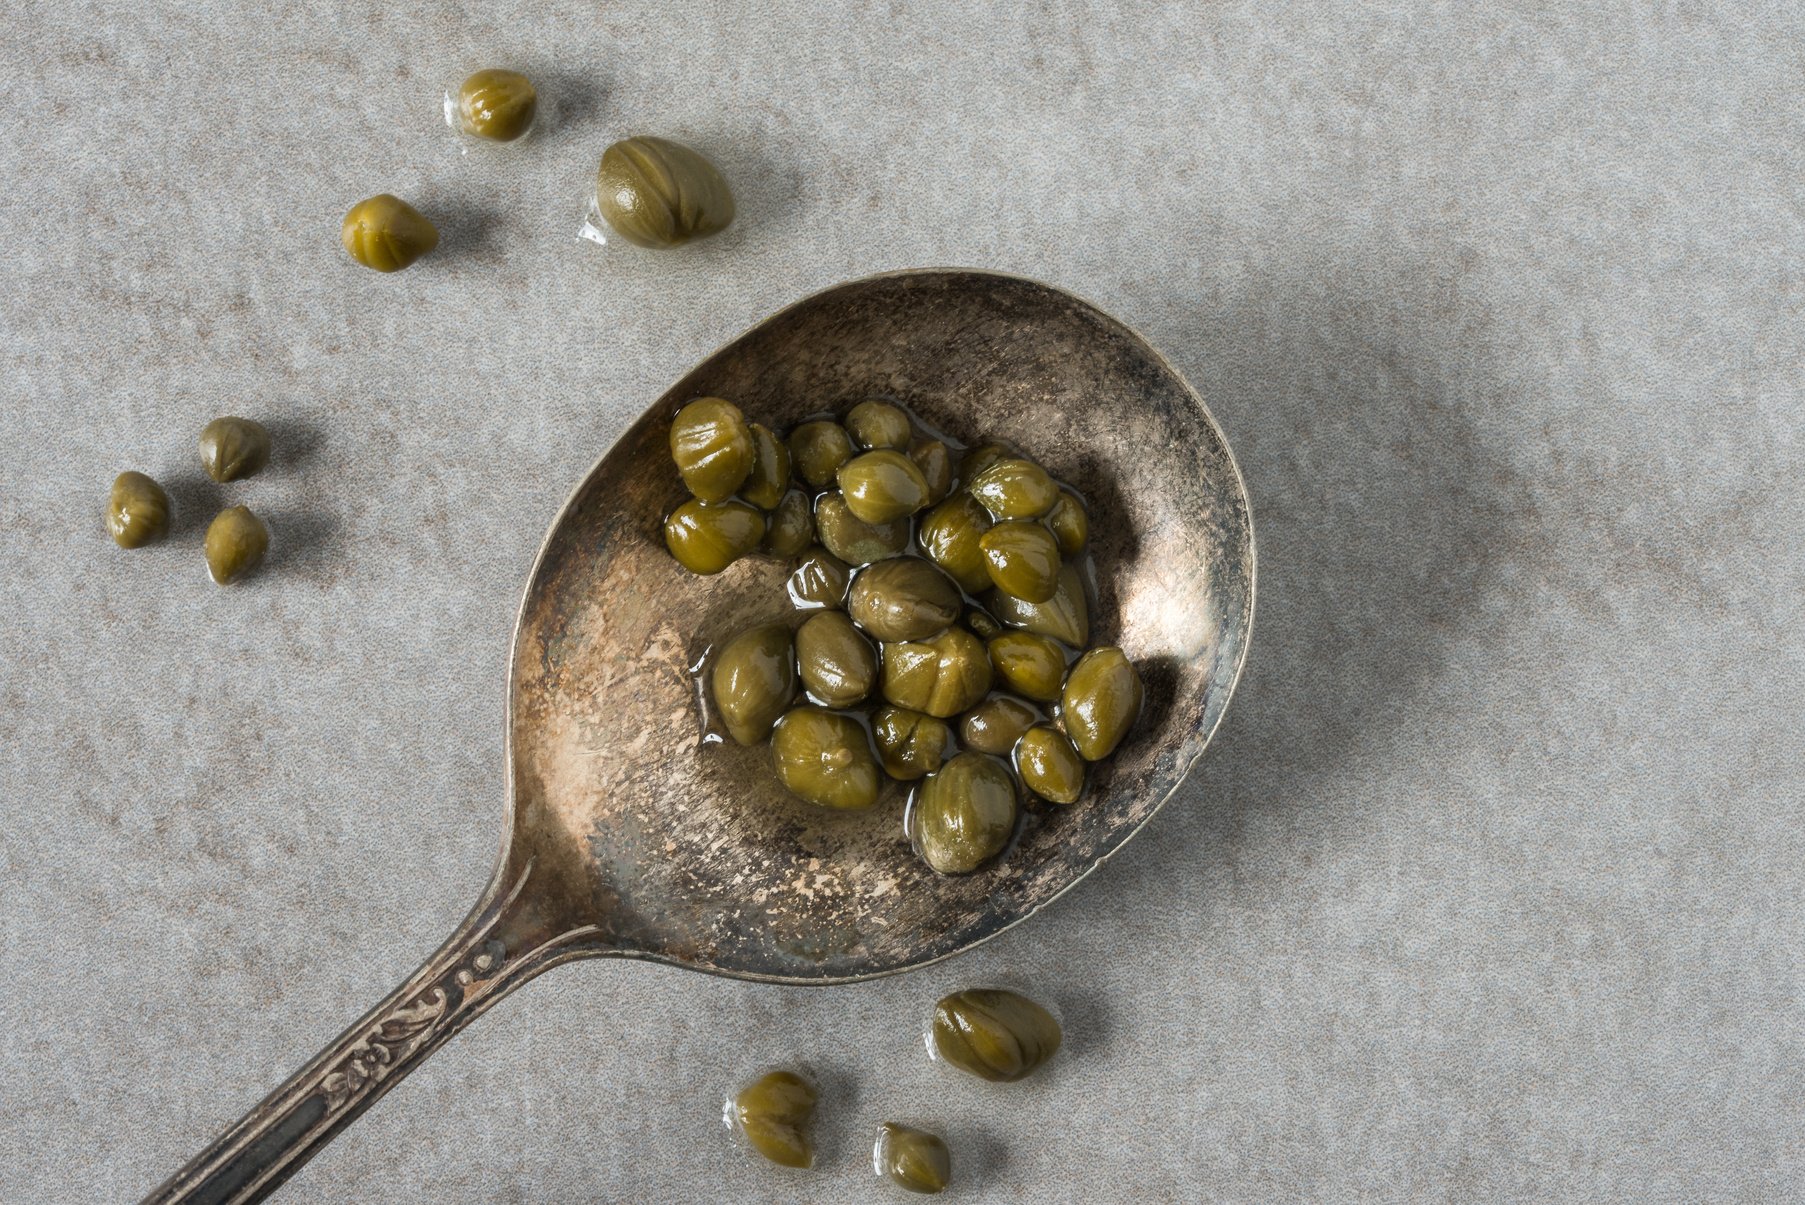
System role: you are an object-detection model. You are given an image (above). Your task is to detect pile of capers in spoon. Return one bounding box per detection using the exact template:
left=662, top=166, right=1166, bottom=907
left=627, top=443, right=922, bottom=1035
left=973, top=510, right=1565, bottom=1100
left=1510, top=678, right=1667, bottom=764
left=664, top=396, right=1144, bottom=877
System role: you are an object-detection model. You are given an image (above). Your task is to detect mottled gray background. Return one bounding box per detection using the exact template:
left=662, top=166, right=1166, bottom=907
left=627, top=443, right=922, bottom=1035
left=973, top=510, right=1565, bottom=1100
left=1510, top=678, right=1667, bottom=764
left=2, top=1, right=1800, bottom=1201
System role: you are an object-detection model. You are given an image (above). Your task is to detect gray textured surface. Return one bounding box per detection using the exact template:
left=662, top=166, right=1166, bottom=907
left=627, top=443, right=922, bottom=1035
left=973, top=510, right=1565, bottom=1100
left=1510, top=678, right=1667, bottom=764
left=1, top=1, right=1801, bottom=1201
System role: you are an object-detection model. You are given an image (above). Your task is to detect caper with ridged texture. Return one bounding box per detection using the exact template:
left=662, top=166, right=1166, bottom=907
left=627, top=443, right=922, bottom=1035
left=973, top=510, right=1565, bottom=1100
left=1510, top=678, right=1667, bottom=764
left=788, top=420, right=854, bottom=488
left=880, top=627, right=991, bottom=718
left=910, top=753, right=1017, bottom=874
left=958, top=440, right=1018, bottom=487
left=455, top=69, right=537, bottom=142
left=1016, top=725, right=1084, bottom=803
left=771, top=707, right=881, bottom=810
left=959, top=696, right=1037, bottom=757
left=205, top=505, right=269, bottom=585
left=1045, top=490, right=1089, bottom=555
left=909, top=438, right=953, bottom=504
left=795, top=611, right=877, bottom=708
left=990, top=562, right=1088, bottom=646
left=872, top=706, right=952, bottom=781
left=762, top=489, right=815, bottom=557
left=106, top=471, right=170, bottom=548
left=788, top=547, right=851, bottom=610
left=669, top=398, right=753, bottom=503
left=1060, top=646, right=1143, bottom=760
left=595, top=135, right=735, bottom=249
left=198, top=417, right=270, bottom=483
left=341, top=194, right=439, bottom=272
left=741, top=422, right=790, bottom=509
left=968, top=457, right=1058, bottom=520
left=917, top=494, right=992, bottom=594
left=664, top=498, right=763, bottom=575
left=930, top=988, right=1062, bottom=1082
left=848, top=558, right=960, bottom=643
left=987, top=631, right=1066, bottom=702
left=874, top=1123, right=951, bottom=1195
left=845, top=400, right=913, bottom=450
left=979, top=520, right=1061, bottom=603
left=837, top=450, right=930, bottom=525
left=710, top=625, right=797, bottom=745
left=816, top=491, right=909, bottom=565
left=732, top=1070, right=817, bottom=1169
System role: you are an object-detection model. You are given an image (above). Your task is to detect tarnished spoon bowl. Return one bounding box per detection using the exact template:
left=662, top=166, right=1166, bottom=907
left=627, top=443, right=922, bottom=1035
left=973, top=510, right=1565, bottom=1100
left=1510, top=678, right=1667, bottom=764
left=148, top=268, right=1255, bottom=1204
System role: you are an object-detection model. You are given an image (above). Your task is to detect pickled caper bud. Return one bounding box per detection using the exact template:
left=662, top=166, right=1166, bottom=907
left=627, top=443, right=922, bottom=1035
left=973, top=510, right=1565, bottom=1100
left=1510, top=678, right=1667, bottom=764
left=917, top=494, right=992, bottom=594
left=990, top=563, right=1089, bottom=646
left=204, top=505, right=269, bottom=585
left=959, top=696, right=1037, bottom=757
left=979, top=521, right=1061, bottom=603
left=788, top=547, right=851, bottom=610
left=837, top=450, right=931, bottom=525
left=968, top=458, right=1058, bottom=520
left=816, top=491, right=909, bottom=565
left=1045, top=490, right=1089, bottom=555
left=664, top=498, right=763, bottom=575
left=874, top=1123, right=951, bottom=1195
left=880, top=627, right=992, bottom=718
left=711, top=625, right=797, bottom=745
left=198, top=416, right=271, bottom=483
left=872, top=706, right=952, bottom=781
left=669, top=397, right=753, bottom=503
left=845, top=400, right=913, bottom=450
left=795, top=611, right=878, bottom=708
left=911, top=753, right=1017, bottom=874
left=771, top=707, right=881, bottom=810
left=788, top=420, right=854, bottom=488
left=595, top=136, right=735, bottom=249
left=1016, top=725, right=1084, bottom=804
left=964, top=606, right=1004, bottom=641
left=762, top=489, right=815, bottom=557
left=909, top=438, right=953, bottom=505
left=848, top=559, right=960, bottom=643
left=341, top=194, right=439, bottom=273
left=741, top=422, right=791, bottom=509
left=930, top=988, right=1062, bottom=1082
left=1060, top=646, right=1144, bottom=760
left=958, top=441, right=1018, bottom=487
left=987, top=631, right=1066, bottom=702
left=455, top=69, right=537, bottom=142
left=106, top=471, right=169, bottom=548
left=732, top=1070, right=817, bottom=1169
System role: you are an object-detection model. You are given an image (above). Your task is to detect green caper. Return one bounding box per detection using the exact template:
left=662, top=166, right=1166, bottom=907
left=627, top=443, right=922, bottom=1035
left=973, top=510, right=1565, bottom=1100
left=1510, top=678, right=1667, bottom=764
left=845, top=400, right=913, bottom=450
left=664, top=498, right=764, bottom=575
left=816, top=491, right=909, bottom=565
left=910, top=753, right=1018, bottom=874
left=958, top=440, right=1018, bottom=486
left=959, top=696, right=1037, bottom=756
left=917, top=494, right=992, bottom=594
left=204, top=505, right=269, bottom=585
left=788, top=421, right=854, bottom=488
left=669, top=397, right=753, bottom=503
left=987, top=631, right=1066, bottom=702
left=341, top=194, right=438, bottom=272
left=1045, top=490, right=1089, bottom=555
left=930, top=988, right=1062, bottom=1081
left=1060, top=646, right=1144, bottom=760
left=762, top=489, right=815, bottom=557
left=788, top=547, right=851, bottom=609
left=964, top=606, right=1004, bottom=641
left=710, top=625, right=797, bottom=745
left=909, top=438, right=953, bottom=504
left=198, top=416, right=270, bottom=483
left=1015, top=725, right=1085, bottom=803
left=741, top=422, right=791, bottom=509
left=106, top=471, right=170, bottom=548
left=848, top=558, right=960, bottom=643
left=595, top=135, right=735, bottom=249
left=771, top=706, right=881, bottom=810
left=990, top=563, right=1088, bottom=646
left=874, top=1123, right=951, bottom=1195
left=455, top=68, right=537, bottom=142
left=880, top=628, right=992, bottom=718
left=837, top=450, right=931, bottom=525
left=968, top=457, right=1058, bottom=520
left=872, top=706, right=952, bottom=780
left=795, top=611, right=878, bottom=708
left=732, top=1070, right=817, bottom=1169
left=978, top=521, right=1061, bottom=603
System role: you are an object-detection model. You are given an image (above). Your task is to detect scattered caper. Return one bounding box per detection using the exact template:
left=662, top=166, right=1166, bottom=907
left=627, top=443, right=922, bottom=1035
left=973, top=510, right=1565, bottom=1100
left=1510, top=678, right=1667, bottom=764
left=978, top=520, right=1062, bottom=603
left=909, top=438, right=954, bottom=505
left=848, top=558, right=961, bottom=643
left=990, top=562, right=1089, bottom=646
left=455, top=68, right=537, bottom=142
left=968, top=457, right=1058, bottom=520
left=837, top=450, right=931, bottom=525
left=874, top=1123, right=951, bottom=1195
left=204, top=505, right=269, bottom=585
left=341, top=194, right=439, bottom=272
left=917, top=494, right=993, bottom=594
left=880, top=627, right=992, bottom=718
left=986, top=631, right=1067, bottom=702
left=872, top=706, right=952, bottom=781
left=669, top=397, right=754, bottom=503
left=788, top=547, right=851, bottom=610
left=771, top=706, right=881, bottom=810
left=796, top=611, right=878, bottom=708
left=1015, top=725, right=1084, bottom=803
left=958, top=440, right=1018, bottom=486
left=788, top=421, right=855, bottom=488
left=732, top=1070, right=817, bottom=1169
left=911, top=753, right=1018, bottom=874
left=1045, top=490, right=1089, bottom=555
left=711, top=625, right=797, bottom=745
left=845, top=400, right=913, bottom=450
left=1060, top=646, right=1143, bottom=760
left=959, top=696, right=1037, bottom=756
left=106, top=471, right=170, bottom=548
left=762, top=489, right=815, bottom=557
left=664, top=498, right=764, bottom=575
left=930, top=988, right=1062, bottom=1082
left=198, top=417, right=271, bottom=483
left=595, top=136, right=735, bottom=249
left=816, top=491, right=909, bottom=565
left=742, top=422, right=791, bottom=509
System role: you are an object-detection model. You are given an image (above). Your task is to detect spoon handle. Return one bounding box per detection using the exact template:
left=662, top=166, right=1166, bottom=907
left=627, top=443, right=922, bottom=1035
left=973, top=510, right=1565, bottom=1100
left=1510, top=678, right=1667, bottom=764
left=141, top=866, right=580, bottom=1204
